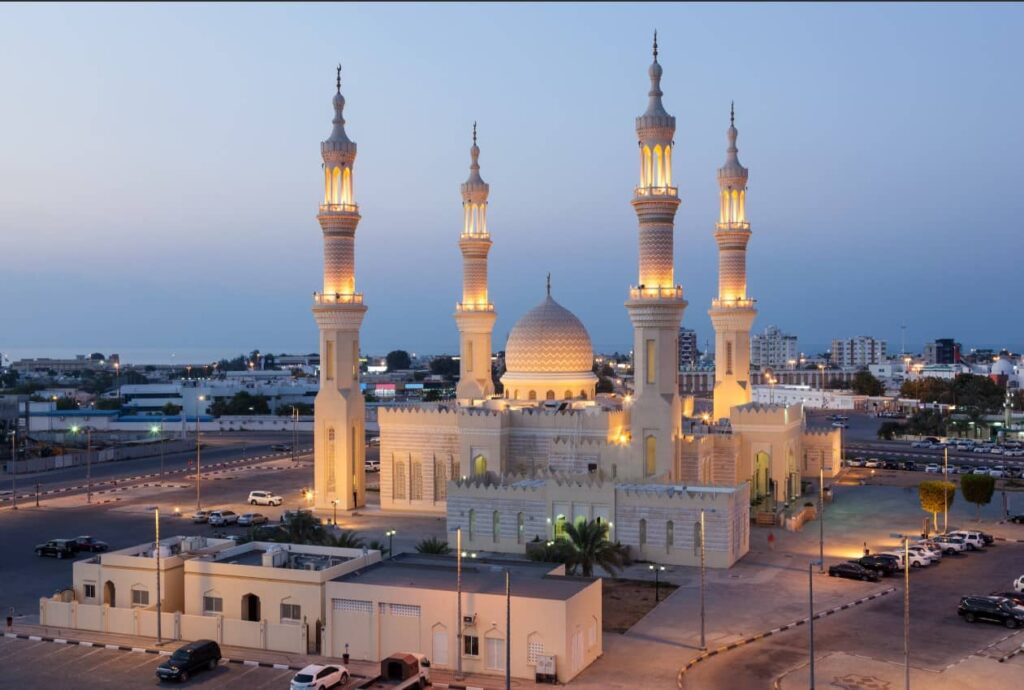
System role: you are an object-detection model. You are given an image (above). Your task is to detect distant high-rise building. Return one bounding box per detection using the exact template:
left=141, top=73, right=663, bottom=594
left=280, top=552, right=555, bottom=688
left=750, top=325, right=798, bottom=369
left=923, top=338, right=961, bottom=365
left=831, top=336, right=887, bottom=368
left=678, top=327, right=699, bottom=369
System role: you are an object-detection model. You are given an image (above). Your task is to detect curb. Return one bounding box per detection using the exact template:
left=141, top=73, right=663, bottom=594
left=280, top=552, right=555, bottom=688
left=676, top=586, right=896, bottom=688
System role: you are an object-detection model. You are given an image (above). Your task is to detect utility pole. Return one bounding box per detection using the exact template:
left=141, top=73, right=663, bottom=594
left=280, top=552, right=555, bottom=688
left=153, top=506, right=162, bottom=645
left=455, top=526, right=464, bottom=681
left=943, top=446, right=949, bottom=533
left=9, top=431, right=17, bottom=511
left=699, top=509, right=707, bottom=650
left=86, top=427, right=92, bottom=504
left=292, top=406, right=298, bottom=465
left=195, top=396, right=204, bottom=511
left=819, top=465, right=825, bottom=573
left=889, top=532, right=911, bottom=690
left=505, top=569, right=511, bottom=690
left=809, top=559, right=822, bottom=689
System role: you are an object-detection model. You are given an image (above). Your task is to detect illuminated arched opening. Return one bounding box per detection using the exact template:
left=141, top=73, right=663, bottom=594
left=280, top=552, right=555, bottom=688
left=528, top=390, right=537, bottom=401
left=645, top=435, right=656, bottom=477
left=653, top=144, right=663, bottom=187
left=664, top=144, right=672, bottom=186
left=642, top=145, right=652, bottom=187
left=564, top=390, right=572, bottom=400
left=545, top=390, right=555, bottom=401
left=323, top=168, right=331, bottom=203
left=554, top=514, right=567, bottom=540
left=754, top=451, right=771, bottom=500
left=331, top=166, right=341, bottom=204
left=579, top=390, right=587, bottom=400
left=342, top=167, right=353, bottom=205
left=473, top=455, right=487, bottom=477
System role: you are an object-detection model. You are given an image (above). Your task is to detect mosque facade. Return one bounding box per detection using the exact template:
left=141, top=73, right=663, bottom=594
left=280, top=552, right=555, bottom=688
left=313, top=41, right=841, bottom=568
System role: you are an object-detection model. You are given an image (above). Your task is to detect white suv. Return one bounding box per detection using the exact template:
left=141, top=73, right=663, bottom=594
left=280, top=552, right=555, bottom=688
left=948, top=530, right=985, bottom=550
left=248, top=490, right=283, bottom=506
left=290, top=664, right=349, bottom=690
left=933, top=535, right=967, bottom=554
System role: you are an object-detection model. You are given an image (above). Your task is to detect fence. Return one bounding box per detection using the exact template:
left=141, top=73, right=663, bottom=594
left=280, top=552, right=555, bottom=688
left=6, top=440, right=190, bottom=475
left=39, top=598, right=306, bottom=653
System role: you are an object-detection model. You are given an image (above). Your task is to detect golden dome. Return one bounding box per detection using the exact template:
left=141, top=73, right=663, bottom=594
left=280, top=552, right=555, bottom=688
left=505, top=295, right=594, bottom=375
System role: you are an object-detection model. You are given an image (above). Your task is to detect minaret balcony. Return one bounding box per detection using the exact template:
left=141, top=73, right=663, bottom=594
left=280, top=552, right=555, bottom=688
left=319, top=202, right=359, bottom=214
left=634, top=185, right=678, bottom=198
left=711, top=297, right=756, bottom=309
left=456, top=302, right=495, bottom=312
left=629, top=285, right=684, bottom=300
left=313, top=291, right=364, bottom=305
left=715, top=221, right=750, bottom=231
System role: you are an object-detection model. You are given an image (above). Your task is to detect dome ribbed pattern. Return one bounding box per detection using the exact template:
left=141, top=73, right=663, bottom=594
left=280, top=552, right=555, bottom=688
left=505, top=296, right=593, bottom=374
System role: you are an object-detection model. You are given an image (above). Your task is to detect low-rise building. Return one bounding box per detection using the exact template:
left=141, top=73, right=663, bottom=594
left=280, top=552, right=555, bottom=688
left=325, top=553, right=601, bottom=683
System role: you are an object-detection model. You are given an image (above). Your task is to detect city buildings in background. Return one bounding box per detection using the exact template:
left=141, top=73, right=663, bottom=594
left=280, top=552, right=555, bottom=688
left=830, top=336, right=887, bottom=368
left=924, top=338, right=962, bottom=365
left=678, top=327, right=699, bottom=370
left=750, top=325, right=799, bottom=369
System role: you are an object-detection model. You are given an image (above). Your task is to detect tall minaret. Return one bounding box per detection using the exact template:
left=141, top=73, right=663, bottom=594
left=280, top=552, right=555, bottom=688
left=710, top=104, right=757, bottom=421
left=626, top=33, right=687, bottom=479
left=454, top=123, right=497, bottom=401
left=312, top=66, right=367, bottom=512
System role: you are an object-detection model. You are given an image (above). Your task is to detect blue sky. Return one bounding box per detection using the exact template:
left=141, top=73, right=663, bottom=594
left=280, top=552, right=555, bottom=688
left=2, top=3, right=1022, bottom=362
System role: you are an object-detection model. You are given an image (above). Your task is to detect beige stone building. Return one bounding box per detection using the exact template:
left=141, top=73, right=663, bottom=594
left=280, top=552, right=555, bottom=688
left=325, top=554, right=601, bottom=683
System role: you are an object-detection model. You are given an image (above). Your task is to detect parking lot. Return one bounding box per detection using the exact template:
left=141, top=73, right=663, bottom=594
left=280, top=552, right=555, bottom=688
left=0, top=636, right=372, bottom=689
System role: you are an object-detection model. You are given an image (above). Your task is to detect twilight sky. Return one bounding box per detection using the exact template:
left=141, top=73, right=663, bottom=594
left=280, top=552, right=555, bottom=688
left=2, top=3, right=1022, bottom=363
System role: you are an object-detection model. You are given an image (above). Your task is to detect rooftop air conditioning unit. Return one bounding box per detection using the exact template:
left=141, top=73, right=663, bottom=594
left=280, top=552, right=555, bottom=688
left=463, top=614, right=476, bottom=625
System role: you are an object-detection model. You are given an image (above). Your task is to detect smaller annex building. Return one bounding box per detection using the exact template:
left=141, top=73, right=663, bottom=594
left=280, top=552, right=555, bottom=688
left=326, top=553, right=601, bottom=683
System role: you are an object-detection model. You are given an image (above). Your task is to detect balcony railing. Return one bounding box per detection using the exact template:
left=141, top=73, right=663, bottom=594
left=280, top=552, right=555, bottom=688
left=715, top=221, right=751, bottom=231
left=313, top=291, right=363, bottom=305
left=711, top=297, right=757, bottom=308
left=634, top=185, right=678, bottom=198
left=319, top=202, right=359, bottom=213
left=456, top=302, right=495, bottom=312
left=629, top=286, right=684, bottom=300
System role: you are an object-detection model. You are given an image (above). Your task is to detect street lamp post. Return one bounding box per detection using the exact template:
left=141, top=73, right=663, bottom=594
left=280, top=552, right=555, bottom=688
left=291, top=407, right=298, bottom=465
left=455, top=526, right=464, bottom=681
left=648, top=564, right=665, bottom=602
left=72, top=426, right=94, bottom=504
left=194, top=396, right=205, bottom=511
left=890, top=532, right=911, bottom=690
left=943, top=447, right=949, bottom=534
left=150, top=506, right=162, bottom=644
left=9, top=430, right=17, bottom=511
left=699, top=508, right=711, bottom=650
left=386, top=529, right=397, bottom=559
left=152, top=422, right=165, bottom=478
left=819, top=465, right=825, bottom=573
left=505, top=568, right=511, bottom=690
left=808, top=559, right=823, bottom=689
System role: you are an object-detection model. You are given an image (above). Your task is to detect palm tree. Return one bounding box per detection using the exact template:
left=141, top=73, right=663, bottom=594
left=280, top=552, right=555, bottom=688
left=280, top=510, right=324, bottom=544
left=562, top=519, right=628, bottom=577
left=368, top=539, right=390, bottom=558
left=327, top=530, right=366, bottom=549
left=414, top=537, right=451, bottom=555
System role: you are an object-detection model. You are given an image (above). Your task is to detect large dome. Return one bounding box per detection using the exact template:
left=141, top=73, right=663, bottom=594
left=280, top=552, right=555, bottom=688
left=505, top=295, right=594, bottom=374
left=992, top=358, right=1016, bottom=378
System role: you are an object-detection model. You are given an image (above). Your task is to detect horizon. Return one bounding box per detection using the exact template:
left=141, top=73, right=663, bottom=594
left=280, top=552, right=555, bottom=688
left=3, top=4, right=1023, bottom=358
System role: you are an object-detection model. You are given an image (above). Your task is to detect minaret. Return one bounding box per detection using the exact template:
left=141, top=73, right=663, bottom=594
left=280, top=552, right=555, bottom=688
left=454, top=123, right=497, bottom=401
left=626, top=33, right=687, bottom=479
left=710, top=103, right=757, bottom=421
left=312, top=66, right=367, bottom=512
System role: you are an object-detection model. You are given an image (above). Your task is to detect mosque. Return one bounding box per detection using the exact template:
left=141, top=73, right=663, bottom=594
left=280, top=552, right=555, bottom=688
left=310, top=40, right=841, bottom=568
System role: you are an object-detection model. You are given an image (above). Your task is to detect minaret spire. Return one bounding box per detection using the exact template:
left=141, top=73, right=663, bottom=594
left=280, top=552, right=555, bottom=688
left=653, top=30, right=658, bottom=61
left=730, top=100, right=734, bottom=126
left=546, top=273, right=551, bottom=297
left=336, top=64, right=341, bottom=92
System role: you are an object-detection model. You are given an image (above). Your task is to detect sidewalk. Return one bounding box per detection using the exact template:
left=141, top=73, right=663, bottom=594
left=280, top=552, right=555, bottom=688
left=9, top=623, right=519, bottom=689
left=774, top=651, right=1024, bottom=689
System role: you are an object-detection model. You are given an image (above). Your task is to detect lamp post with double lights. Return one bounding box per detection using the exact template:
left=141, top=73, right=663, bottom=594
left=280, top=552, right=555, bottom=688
left=808, top=559, right=823, bottom=689
left=151, top=422, right=165, bottom=478
left=194, top=395, right=206, bottom=511
left=148, top=506, right=163, bottom=644
left=648, top=564, right=666, bottom=602
left=819, top=465, right=826, bottom=573
left=71, top=425, right=94, bottom=504
left=385, top=529, right=397, bottom=559
left=9, top=430, right=17, bottom=510
left=889, top=532, right=912, bottom=690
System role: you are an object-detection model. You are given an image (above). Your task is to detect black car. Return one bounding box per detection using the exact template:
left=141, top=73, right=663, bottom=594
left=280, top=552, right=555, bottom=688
left=902, top=461, right=919, bottom=471
left=156, top=640, right=221, bottom=682
left=979, top=531, right=995, bottom=546
left=828, top=562, right=881, bottom=582
left=71, top=536, right=109, bottom=553
left=35, top=539, right=76, bottom=559
left=852, top=555, right=898, bottom=576
left=881, top=461, right=901, bottom=471
left=958, top=596, right=1024, bottom=628
left=1010, top=515, right=1024, bottom=524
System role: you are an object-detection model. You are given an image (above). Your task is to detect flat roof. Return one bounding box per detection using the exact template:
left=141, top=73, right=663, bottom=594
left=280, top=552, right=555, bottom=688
left=332, top=554, right=596, bottom=600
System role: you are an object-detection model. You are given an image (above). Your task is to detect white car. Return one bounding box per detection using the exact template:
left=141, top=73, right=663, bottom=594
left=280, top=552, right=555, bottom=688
left=1015, top=576, right=1024, bottom=593
left=932, top=535, right=967, bottom=553
left=864, top=459, right=881, bottom=468
left=924, top=463, right=941, bottom=473
left=290, top=664, right=349, bottom=690
left=910, top=543, right=942, bottom=561
left=912, top=441, right=932, bottom=449
left=948, top=530, right=985, bottom=551
left=880, top=550, right=930, bottom=569
left=248, top=490, right=283, bottom=506
left=365, top=458, right=381, bottom=473
left=207, top=510, right=238, bottom=526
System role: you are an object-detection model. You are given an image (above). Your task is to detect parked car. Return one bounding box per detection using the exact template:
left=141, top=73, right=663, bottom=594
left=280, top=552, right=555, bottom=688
left=924, top=463, right=941, bottom=473
left=880, top=549, right=930, bottom=569
left=991, top=591, right=1024, bottom=607
left=908, top=544, right=941, bottom=563
left=70, top=536, right=109, bottom=553
left=365, top=458, right=381, bottom=473
left=290, top=664, right=349, bottom=690
left=1009, top=514, right=1024, bottom=524
left=881, top=461, right=901, bottom=471
left=271, top=444, right=291, bottom=452
left=207, top=510, right=238, bottom=526
left=237, top=512, right=269, bottom=527
left=156, top=639, right=222, bottom=682
left=34, top=539, right=76, bottom=559
left=979, top=531, right=995, bottom=546
left=248, top=490, right=283, bottom=506
left=852, top=555, right=898, bottom=576
left=948, top=530, right=985, bottom=551
left=958, top=596, right=1024, bottom=628
left=847, top=458, right=866, bottom=467
left=1014, top=575, right=1024, bottom=593
left=192, top=510, right=211, bottom=524
left=864, top=459, right=881, bottom=469
left=832, top=422, right=849, bottom=429
left=902, top=461, right=919, bottom=471
left=829, top=562, right=881, bottom=582
left=912, top=441, right=933, bottom=449
left=932, top=535, right=968, bottom=554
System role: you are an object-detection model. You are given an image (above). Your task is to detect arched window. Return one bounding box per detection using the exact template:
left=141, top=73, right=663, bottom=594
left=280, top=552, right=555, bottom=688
left=564, top=390, right=572, bottom=400
left=528, top=390, right=537, bottom=401
left=641, top=145, right=652, bottom=187
left=664, top=145, right=672, bottom=186
left=342, top=167, right=352, bottom=205
left=554, top=514, right=567, bottom=540
left=434, top=459, right=448, bottom=501
left=545, top=390, right=555, bottom=401
left=326, top=427, right=336, bottom=493
left=411, top=461, right=423, bottom=501
left=473, top=455, right=487, bottom=477
left=653, top=144, right=663, bottom=187
left=492, top=510, right=500, bottom=543
left=331, top=166, right=341, bottom=204
left=468, top=509, right=475, bottom=540
left=394, top=460, right=407, bottom=500
left=517, top=512, right=525, bottom=544
left=666, top=521, right=674, bottom=553
left=645, top=435, right=657, bottom=477
left=638, top=518, right=647, bottom=546
left=580, top=390, right=587, bottom=399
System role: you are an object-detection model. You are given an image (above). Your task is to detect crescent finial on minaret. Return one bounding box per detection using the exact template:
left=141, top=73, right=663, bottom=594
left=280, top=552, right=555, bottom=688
left=473, top=121, right=477, bottom=146
left=336, top=64, right=342, bottom=92
left=546, top=273, right=551, bottom=297
left=653, top=30, right=658, bottom=61
left=731, top=101, right=735, bottom=126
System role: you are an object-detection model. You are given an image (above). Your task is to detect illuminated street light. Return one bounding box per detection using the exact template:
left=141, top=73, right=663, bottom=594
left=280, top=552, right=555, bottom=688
left=648, top=563, right=666, bottom=602
left=385, top=529, right=397, bottom=559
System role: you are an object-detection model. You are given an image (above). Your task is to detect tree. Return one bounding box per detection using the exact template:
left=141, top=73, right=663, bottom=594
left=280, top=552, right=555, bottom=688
left=877, top=421, right=905, bottom=440
left=429, top=356, right=459, bottom=379
left=368, top=539, right=390, bottom=558
left=328, top=530, right=366, bottom=549
left=561, top=519, right=629, bottom=577
left=161, top=402, right=182, bottom=416
left=851, top=370, right=884, bottom=396
left=386, top=350, right=412, bottom=371
left=209, top=391, right=270, bottom=416
left=0, top=369, right=19, bottom=388
left=960, top=473, right=996, bottom=521
left=55, top=397, right=79, bottom=411
left=280, top=511, right=325, bottom=544
left=415, top=537, right=451, bottom=555
left=89, top=352, right=106, bottom=361
left=423, top=389, right=443, bottom=402
left=94, top=398, right=122, bottom=410
left=596, top=377, right=614, bottom=394
left=919, top=480, right=956, bottom=531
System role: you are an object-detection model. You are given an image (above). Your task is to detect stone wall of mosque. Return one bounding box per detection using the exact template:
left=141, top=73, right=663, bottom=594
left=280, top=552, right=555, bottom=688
left=378, top=405, right=460, bottom=513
